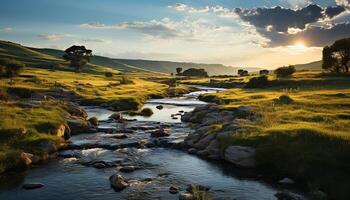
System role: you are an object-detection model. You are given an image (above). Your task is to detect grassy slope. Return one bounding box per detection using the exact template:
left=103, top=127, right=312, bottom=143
left=0, top=41, right=176, bottom=173
left=199, top=71, right=350, bottom=199
left=294, top=60, right=322, bottom=71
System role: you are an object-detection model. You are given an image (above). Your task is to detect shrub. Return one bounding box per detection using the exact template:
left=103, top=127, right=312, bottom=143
left=259, top=69, right=269, bottom=75
left=7, top=87, right=33, bottom=98
left=274, top=65, right=296, bottom=77
left=274, top=94, right=294, bottom=104
left=245, top=76, right=269, bottom=88
left=105, top=72, right=113, bottom=78
left=238, top=69, right=249, bottom=76
left=120, top=76, right=133, bottom=84
left=0, top=59, right=26, bottom=78
left=182, top=68, right=208, bottom=77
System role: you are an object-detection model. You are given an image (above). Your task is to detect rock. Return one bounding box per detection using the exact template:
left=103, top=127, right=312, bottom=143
left=111, top=134, right=128, bottom=139
left=224, top=146, right=256, bottom=168
left=197, top=149, right=209, bottom=157
left=187, top=148, right=197, bottom=154
left=35, top=140, right=57, bottom=154
left=119, top=166, right=136, bottom=173
left=20, top=152, right=34, bottom=166
left=22, top=183, right=44, bottom=190
left=205, top=139, right=221, bottom=158
left=237, top=106, right=251, bottom=113
left=216, top=131, right=232, bottom=138
left=179, top=192, right=195, bottom=200
left=66, top=102, right=88, bottom=118
left=88, top=117, right=99, bottom=128
left=16, top=128, right=27, bottom=136
left=66, top=116, right=93, bottom=134
left=156, top=105, right=164, bottom=110
left=279, top=178, right=295, bottom=184
left=109, top=174, right=129, bottom=191
left=275, top=191, right=303, bottom=200
left=93, top=162, right=107, bottom=169
left=51, top=124, right=70, bottom=140
left=150, top=128, right=170, bottom=137
left=193, top=134, right=216, bottom=150
left=169, top=186, right=179, bottom=194
left=109, top=113, right=122, bottom=120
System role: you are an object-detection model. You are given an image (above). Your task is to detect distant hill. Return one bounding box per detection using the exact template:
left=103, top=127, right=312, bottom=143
left=294, top=60, right=322, bottom=71
left=1, top=40, right=260, bottom=75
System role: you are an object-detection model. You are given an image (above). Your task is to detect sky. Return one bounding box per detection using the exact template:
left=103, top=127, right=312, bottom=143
left=0, top=0, right=350, bottom=69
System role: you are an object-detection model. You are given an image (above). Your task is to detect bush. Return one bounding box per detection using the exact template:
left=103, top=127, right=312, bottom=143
left=182, top=68, right=208, bottom=77
left=105, top=72, right=113, bottom=78
left=259, top=69, right=269, bottom=75
left=0, top=59, right=26, bottom=78
left=238, top=69, right=249, bottom=76
left=274, top=65, right=296, bottom=77
left=120, top=76, right=133, bottom=84
left=274, top=94, right=294, bottom=104
left=140, top=108, right=153, bottom=117
left=245, top=76, right=269, bottom=88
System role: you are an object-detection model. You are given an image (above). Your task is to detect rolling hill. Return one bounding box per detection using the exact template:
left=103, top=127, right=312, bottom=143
left=1, top=40, right=261, bottom=75
left=294, top=60, right=322, bottom=70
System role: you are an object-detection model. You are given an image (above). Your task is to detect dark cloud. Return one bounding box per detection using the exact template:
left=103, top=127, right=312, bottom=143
left=235, top=4, right=349, bottom=47
left=325, top=6, right=346, bottom=18
left=260, top=23, right=350, bottom=47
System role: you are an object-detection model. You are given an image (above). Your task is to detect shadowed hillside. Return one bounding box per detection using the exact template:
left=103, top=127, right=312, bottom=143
left=294, top=60, right=322, bottom=70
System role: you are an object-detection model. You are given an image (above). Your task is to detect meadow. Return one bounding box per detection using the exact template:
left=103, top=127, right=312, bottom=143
left=198, top=71, right=350, bottom=199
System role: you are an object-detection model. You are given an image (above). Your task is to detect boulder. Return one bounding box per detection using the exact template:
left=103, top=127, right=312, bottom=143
left=169, top=186, right=179, bottom=194
left=111, top=134, right=128, bottom=139
left=109, top=113, right=122, bottom=120
left=119, top=166, right=136, bottom=173
left=193, top=134, right=216, bottom=150
left=205, top=139, right=221, bottom=158
left=35, top=140, right=57, bottom=154
left=187, top=148, right=197, bottom=154
left=179, top=192, right=195, bottom=200
left=66, top=116, right=93, bottom=134
left=66, top=102, right=88, bottom=118
left=224, top=146, right=256, bottom=168
left=51, top=124, right=70, bottom=140
left=109, top=174, right=129, bottom=191
left=150, top=128, right=170, bottom=137
left=20, top=152, right=34, bottom=167
left=156, top=105, right=164, bottom=110
left=22, top=183, right=44, bottom=190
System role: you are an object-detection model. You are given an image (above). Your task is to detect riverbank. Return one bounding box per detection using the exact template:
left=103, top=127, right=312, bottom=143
left=0, top=67, right=194, bottom=173
left=184, top=71, right=350, bottom=199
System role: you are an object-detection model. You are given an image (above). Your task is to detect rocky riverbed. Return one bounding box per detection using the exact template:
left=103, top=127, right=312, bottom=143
left=0, top=86, right=306, bottom=200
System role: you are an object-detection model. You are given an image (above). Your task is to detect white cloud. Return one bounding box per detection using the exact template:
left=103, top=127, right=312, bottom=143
left=81, top=38, right=107, bottom=43
left=37, top=34, right=64, bottom=41
left=168, top=3, right=210, bottom=13
left=0, top=27, right=13, bottom=32
left=335, top=0, right=350, bottom=7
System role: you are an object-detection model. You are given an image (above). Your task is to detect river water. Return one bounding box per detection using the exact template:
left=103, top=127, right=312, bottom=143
left=0, top=86, right=304, bottom=200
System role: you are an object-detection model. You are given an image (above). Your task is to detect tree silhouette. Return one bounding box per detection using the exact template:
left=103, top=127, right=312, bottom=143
left=274, top=65, right=296, bottom=77
left=322, top=38, right=350, bottom=73
left=62, top=45, right=92, bottom=72
left=176, top=67, right=183, bottom=75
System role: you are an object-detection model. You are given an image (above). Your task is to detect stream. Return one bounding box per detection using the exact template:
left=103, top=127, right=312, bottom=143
left=0, top=86, right=304, bottom=200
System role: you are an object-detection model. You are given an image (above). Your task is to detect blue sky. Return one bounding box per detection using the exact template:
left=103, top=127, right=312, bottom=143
left=0, top=0, right=349, bottom=68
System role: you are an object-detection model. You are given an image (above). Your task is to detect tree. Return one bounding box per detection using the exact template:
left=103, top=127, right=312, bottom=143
left=238, top=69, right=249, bottom=76
left=62, top=45, right=92, bottom=72
left=274, top=65, right=296, bottom=77
left=245, top=76, right=269, bottom=88
left=259, top=69, right=269, bottom=75
left=176, top=67, right=183, bottom=75
left=322, top=38, right=350, bottom=73
left=182, top=68, right=208, bottom=77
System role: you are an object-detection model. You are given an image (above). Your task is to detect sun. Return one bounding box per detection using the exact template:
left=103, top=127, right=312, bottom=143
left=294, top=41, right=307, bottom=49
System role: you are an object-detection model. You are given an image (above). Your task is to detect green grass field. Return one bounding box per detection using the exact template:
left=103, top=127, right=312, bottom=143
left=198, top=71, right=350, bottom=199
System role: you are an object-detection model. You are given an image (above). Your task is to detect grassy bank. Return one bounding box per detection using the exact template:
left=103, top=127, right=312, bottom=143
left=199, top=71, right=350, bottom=199
left=0, top=66, right=174, bottom=173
